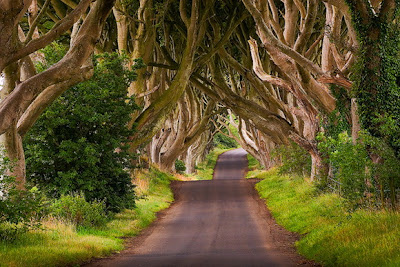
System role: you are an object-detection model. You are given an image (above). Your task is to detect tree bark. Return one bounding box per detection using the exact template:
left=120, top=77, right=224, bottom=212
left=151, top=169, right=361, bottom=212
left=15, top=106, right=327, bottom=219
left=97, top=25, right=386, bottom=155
left=2, top=123, right=26, bottom=189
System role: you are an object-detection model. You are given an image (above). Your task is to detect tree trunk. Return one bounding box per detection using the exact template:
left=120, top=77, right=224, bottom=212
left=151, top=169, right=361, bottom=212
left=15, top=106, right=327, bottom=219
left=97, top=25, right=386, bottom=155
left=1, top=123, right=26, bottom=189
left=351, top=98, right=361, bottom=143
left=310, top=150, right=328, bottom=182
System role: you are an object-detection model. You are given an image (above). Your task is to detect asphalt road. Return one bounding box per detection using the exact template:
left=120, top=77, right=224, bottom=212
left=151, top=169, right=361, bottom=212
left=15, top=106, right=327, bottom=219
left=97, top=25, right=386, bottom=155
left=90, top=148, right=294, bottom=267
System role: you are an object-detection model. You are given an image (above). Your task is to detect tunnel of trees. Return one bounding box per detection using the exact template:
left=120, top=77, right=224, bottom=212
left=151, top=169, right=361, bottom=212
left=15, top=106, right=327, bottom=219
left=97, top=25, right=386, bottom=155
left=1, top=0, right=400, bottom=214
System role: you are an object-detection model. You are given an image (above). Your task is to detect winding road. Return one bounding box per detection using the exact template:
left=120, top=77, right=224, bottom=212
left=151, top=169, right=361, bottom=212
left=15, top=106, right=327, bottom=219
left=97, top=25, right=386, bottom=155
left=88, top=148, right=302, bottom=267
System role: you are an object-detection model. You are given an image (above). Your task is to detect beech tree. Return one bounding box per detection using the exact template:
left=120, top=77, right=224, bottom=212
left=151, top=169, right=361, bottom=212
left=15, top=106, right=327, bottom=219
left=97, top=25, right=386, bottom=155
left=149, top=89, right=217, bottom=172
left=344, top=0, right=400, bottom=155
left=2, top=0, right=399, bottom=201
left=0, top=0, right=115, bottom=187
left=232, top=0, right=355, bottom=179
left=113, top=0, right=249, bottom=172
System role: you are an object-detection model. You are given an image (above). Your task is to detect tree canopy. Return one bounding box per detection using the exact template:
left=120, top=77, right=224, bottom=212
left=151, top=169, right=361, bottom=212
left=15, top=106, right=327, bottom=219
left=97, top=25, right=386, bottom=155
left=1, top=0, right=400, bottom=208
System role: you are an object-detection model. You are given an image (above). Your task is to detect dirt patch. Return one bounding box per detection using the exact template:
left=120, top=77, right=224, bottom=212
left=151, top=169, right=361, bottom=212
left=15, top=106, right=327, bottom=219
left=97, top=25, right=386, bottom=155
left=246, top=178, right=320, bottom=266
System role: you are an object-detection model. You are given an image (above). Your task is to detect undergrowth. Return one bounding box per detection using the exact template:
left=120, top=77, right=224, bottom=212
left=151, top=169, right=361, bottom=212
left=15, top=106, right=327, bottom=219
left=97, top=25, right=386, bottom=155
left=254, top=168, right=400, bottom=266
left=246, top=154, right=263, bottom=178
left=0, top=166, right=175, bottom=267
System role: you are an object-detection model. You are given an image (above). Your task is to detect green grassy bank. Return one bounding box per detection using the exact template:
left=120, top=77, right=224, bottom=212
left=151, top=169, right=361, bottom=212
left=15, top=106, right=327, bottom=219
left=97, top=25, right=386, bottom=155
left=252, top=169, right=400, bottom=266
left=246, top=154, right=264, bottom=178
left=0, top=167, right=175, bottom=267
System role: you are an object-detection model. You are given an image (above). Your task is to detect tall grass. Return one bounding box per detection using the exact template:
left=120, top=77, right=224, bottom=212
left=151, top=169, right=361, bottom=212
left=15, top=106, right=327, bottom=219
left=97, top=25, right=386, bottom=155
left=0, top=217, right=123, bottom=267
left=0, top=167, right=175, bottom=267
left=254, top=169, right=400, bottom=266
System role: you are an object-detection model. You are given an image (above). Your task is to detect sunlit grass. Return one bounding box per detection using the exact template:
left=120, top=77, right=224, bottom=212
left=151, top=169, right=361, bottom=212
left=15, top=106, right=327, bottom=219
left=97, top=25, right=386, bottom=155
left=255, top=169, right=400, bottom=266
left=246, top=154, right=262, bottom=170
left=0, top=167, right=175, bottom=267
left=0, top=217, right=122, bottom=267
left=245, top=153, right=265, bottom=179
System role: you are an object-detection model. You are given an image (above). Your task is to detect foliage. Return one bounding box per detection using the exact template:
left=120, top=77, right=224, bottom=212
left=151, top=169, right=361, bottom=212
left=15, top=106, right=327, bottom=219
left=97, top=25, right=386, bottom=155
left=25, top=52, right=143, bottom=212
left=317, top=132, right=370, bottom=202
left=247, top=154, right=261, bottom=170
left=0, top=166, right=175, bottom=267
left=346, top=2, right=400, bottom=158
left=361, top=133, right=400, bottom=208
left=50, top=193, right=107, bottom=227
left=271, top=141, right=311, bottom=177
left=35, top=42, right=67, bottom=73
left=0, top=151, right=49, bottom=241
left=174, top=159, right=186, bottom=173
left=343, top=3, right=400, bottom=208
left=317, top=131, right=400, bottom=208
left=213, top=132, right=238, bottom=149
left=255, top=169, right=400, bottom=266
left=321, top=85, right=351, bottom=139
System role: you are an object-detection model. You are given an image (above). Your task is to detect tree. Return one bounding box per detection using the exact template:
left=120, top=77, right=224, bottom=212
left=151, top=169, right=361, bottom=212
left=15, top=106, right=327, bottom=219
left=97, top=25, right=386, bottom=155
left=0, top=0, right=115, bottom=187
left=343, top=0, right=400, bottom=208
left=345, top=0, right=400, bottom=155
left=24, top=53, right=140, bottom=212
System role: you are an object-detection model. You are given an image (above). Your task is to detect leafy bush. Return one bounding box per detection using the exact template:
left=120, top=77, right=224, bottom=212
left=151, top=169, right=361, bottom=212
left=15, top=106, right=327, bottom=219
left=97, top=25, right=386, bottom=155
left=364, top=134, right=400, bottom=208
left=174, top=160, right=186, bottom=173
left=317, top=132, right=370, bottom=202
left=317, top=131, right=400, bottom=208
left=0, top=151, right=49, bottom=240
left=35, top=42, right=67, bottom=72
left=50, top=193, right=107, bottom=227
left=25, top=52, right=143, bottom=212
left=272, top=141, right=311, bottom=177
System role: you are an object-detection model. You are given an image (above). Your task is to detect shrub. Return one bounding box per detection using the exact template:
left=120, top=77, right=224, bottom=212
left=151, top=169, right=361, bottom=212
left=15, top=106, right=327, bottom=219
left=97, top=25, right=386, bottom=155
left=317, top=131, right=400, bottom=208
left=317, top=132, right=370, bottom=202
left=365, top=133, right=400, bottom=208
left=272, top=141, right=311, bottom=177
left=50, top=193, right=107, bottom=227
left=25, top=52, right=143, bottom=212
left=0, top=151, right=49, bottom=240
left=175, top=160, right=186, bottom=173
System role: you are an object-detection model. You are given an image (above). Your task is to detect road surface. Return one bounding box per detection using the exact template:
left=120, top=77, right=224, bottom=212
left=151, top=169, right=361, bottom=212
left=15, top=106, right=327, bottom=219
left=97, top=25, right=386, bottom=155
left=88, top=148, right=302, bottom=267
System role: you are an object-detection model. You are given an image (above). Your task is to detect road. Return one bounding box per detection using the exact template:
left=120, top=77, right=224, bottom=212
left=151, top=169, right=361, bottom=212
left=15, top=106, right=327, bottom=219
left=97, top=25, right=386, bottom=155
left=88, top=148, right=300, bottom=267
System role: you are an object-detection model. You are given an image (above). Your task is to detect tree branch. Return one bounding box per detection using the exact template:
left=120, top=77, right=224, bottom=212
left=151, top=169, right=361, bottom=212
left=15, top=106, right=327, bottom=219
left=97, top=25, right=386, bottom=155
left=8, top=0, right=92, bottom=68
left=24, top=0, right=51, bottom=44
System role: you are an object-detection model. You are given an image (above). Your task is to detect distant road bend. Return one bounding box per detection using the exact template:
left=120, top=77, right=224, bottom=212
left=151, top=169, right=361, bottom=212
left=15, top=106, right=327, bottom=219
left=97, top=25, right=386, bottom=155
left=89, top=148, right=301, bottom=267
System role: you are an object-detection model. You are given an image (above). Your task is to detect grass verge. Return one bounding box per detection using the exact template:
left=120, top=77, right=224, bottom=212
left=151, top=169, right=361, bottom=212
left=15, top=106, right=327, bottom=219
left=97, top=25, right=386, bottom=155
left=246, top=154, right=264, bottom=179
left=253, top=168, right=400, bottom=266
left=0, top=167, right=175, bottom=267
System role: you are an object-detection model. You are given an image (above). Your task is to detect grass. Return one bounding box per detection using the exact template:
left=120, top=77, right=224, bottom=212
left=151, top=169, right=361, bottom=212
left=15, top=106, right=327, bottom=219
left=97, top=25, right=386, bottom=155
left=193, top=147, right=232, bottom=180
left=253, top=168, right=400, bottom=266
left=0, top=166, right=175, bottom=267
left=246, top=154, right=264, bottom=179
